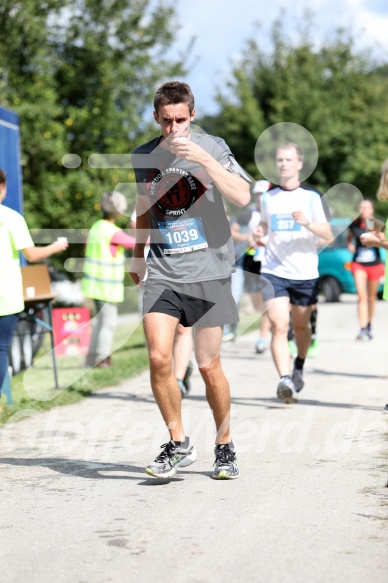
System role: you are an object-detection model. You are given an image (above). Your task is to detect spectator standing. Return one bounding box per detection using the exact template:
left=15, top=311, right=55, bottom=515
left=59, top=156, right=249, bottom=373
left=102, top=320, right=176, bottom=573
left=0, top=168, right=68, bottom=402
left=82, top=191, right=135, bottom=368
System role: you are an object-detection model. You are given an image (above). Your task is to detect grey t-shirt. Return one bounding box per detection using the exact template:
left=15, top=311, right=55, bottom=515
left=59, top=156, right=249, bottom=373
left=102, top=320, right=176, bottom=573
left=132, top=131, right=246, bottom=283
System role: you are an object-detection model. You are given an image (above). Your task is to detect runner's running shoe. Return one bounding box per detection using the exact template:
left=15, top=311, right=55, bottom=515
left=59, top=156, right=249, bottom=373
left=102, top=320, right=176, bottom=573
left=356, top=328, right=369, bottom=341
left=277, top=377, right=297, bottom=403
left=145, top=439, right=197, bottom=478
left=255, top=338, right=267, bottom=354
left=383, top=404, right=388, bottom=413
left=307, top=337, right=319, bottom=358
left=212, top=443, right=239, bottom=479
left=292, top=366, right=305, bottom=393
left=367, top=323, right=373, bottom=340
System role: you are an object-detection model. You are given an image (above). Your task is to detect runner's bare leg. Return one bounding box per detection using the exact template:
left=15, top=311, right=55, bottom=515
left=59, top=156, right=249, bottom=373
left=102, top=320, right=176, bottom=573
left=194, top=326, right=231, bottom=444
left=143, top=312, right=185, bottom=442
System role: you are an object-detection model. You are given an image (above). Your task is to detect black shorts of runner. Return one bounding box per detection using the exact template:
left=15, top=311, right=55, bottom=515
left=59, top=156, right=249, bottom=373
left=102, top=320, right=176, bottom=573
left=261, top=273, right=319, bottom=306
left=243, top=254, right=266, bottom=293
left=143, top=278, right=239, bottom=327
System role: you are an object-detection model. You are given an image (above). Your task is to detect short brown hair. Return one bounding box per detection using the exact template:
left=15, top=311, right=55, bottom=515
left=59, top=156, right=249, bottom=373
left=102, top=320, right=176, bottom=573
left=154, top=81, right=195, bottom=114
left=0, top=169, right=6, bottom=185
left=277, top=143, right=304, bottom=162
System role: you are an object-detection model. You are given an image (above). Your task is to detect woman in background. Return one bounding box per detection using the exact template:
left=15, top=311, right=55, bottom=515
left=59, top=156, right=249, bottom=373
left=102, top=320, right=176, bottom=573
left=346, top=199, right=385, bottom=341
left=360, top=160, right=388, bottom=412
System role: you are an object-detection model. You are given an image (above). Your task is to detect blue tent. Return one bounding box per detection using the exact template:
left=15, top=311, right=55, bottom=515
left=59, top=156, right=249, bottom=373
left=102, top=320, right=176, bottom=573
left=0, top=105, right=24, bottom=214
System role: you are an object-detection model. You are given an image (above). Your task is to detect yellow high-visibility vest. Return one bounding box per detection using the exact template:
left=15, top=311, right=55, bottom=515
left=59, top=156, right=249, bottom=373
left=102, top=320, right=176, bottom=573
left=82, top=220, right=125, bottom=302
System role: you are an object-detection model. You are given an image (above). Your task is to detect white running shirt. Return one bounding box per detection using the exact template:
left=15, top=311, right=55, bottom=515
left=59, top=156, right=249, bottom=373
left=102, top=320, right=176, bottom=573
left=260, top=185, right=327, bottom=280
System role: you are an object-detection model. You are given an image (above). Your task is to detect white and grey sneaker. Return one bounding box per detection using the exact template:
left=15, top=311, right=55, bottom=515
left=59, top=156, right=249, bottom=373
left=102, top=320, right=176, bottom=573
left=292, top=366, right=305, bottom=393
left=356, top=328, right=369, bottom=341
left=277, top=377, right=297, bottom=404
left=145, top=438, right=197, bottom=479
left=212, top=443, right=239, bottom=480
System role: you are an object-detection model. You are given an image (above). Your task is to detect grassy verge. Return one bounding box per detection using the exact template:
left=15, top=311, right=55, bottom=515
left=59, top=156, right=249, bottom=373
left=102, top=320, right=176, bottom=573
left=0, top=319, right=148, bottom=425
left=0, top=312, right=261, bottom=426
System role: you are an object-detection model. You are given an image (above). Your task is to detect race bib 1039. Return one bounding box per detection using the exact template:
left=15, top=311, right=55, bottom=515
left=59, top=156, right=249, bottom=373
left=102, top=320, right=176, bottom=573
left=158, top=217, right=208, bottom=255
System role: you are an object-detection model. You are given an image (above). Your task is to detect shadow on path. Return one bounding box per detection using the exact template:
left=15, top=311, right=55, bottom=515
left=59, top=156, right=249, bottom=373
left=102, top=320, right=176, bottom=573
left=230, top=396, right=382, bottom=411
left=86, top=392, right=155, bottom=404
left=311, top=368, right=387, bottom=380
left=0, top=457, right=210, bottom=484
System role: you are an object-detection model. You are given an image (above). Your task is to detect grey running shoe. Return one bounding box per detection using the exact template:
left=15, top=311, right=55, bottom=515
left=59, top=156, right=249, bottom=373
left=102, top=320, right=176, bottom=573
left=356, top=328, right=369, bottom=341
left=383, top=404, right=388, bottom=413
left=277, top=377, right=297, bottom=404
left=292, top=366, right=305, bottom=393
left=145, top=439, right=197, bottom=479
left=212, top=443, right=239, bottom=480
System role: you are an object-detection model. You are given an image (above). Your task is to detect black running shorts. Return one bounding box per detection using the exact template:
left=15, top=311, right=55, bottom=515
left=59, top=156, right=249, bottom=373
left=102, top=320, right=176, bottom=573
left=142, top=278, right=239, bottom=327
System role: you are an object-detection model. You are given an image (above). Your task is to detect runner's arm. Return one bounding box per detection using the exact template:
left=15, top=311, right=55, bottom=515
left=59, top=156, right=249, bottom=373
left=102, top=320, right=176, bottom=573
left=129, top=195, right=150, bottom=285
left=302, top=219, right=333, bottom=242
left=202, top=156, right=250, bottom=207
left=169, top=138, right=250, bottom=207
left=360, top=231, right=388, bottom=249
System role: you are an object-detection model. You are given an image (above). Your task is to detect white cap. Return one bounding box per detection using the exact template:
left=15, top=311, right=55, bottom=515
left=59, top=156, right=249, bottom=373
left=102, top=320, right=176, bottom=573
left=252, top=180, right=271, bottom=194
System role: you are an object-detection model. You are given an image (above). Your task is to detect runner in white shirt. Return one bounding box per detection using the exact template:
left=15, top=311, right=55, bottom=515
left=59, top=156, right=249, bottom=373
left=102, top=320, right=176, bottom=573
left=254, top=143, right=332, bottom=403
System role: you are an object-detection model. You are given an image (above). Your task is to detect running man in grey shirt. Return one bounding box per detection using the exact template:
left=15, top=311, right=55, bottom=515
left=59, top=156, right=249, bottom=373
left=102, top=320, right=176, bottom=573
left=130, top=81, right=250, bottom=480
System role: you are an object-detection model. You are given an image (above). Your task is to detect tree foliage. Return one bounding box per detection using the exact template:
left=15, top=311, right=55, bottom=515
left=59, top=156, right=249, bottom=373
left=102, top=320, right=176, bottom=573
left=201, top=17, right=388, bottom=217
left=0, top=0, right=187, bottom=233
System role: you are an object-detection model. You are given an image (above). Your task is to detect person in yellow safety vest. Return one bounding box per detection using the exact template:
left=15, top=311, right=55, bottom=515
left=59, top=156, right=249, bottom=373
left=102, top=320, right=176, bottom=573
left=82, top=191, right=135, bottom=368
left=0, top=168, right=68, bottom=408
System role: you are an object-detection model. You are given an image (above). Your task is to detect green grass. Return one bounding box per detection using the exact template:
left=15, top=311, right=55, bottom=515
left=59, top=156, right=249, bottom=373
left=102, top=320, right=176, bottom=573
left=0, top=319, right=149, bottom=425
left=0, top=311, right=262, bottom=426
